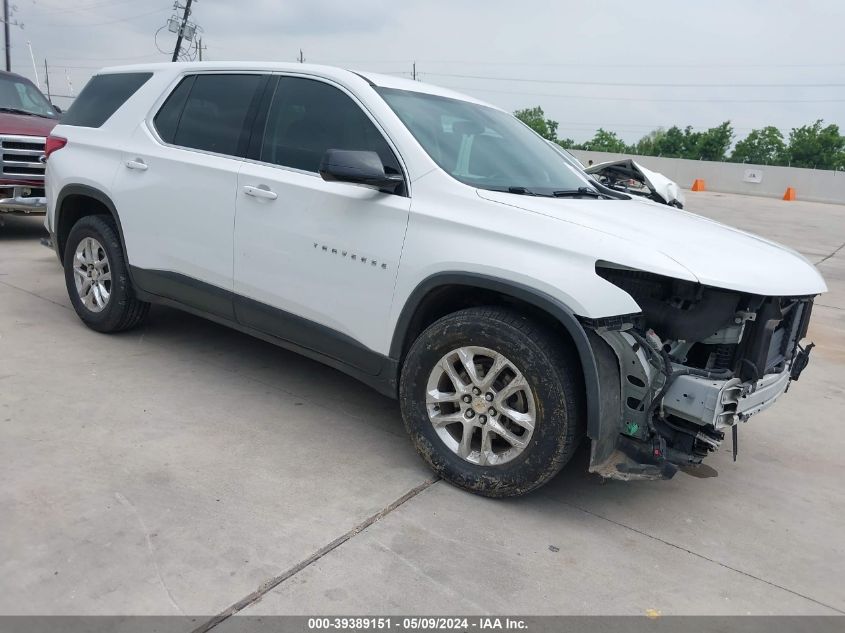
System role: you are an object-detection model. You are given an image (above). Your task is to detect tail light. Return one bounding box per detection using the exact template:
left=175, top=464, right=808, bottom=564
left=44, top=135, right=67, bottom=161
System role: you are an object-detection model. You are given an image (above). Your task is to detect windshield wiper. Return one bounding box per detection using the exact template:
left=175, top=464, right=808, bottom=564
left=489, top=185, right=605, bottom=199
left=552, top=187, right=604, bottom=198
left=0, top=107, right=55, bottom=118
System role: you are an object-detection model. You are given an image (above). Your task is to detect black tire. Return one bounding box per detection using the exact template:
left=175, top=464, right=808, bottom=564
left=399, top=306, right=585, bottom=497
left=63, top=214, right=149, bottom=333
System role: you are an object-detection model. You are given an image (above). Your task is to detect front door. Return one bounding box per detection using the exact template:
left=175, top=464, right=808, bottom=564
left=234, top=75, right=410, bottom=369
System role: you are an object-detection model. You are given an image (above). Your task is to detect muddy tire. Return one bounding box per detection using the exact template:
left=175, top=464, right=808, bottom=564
left=399, top=307, right=584, bottom=497
left=64, top=214, right=149, bottom=333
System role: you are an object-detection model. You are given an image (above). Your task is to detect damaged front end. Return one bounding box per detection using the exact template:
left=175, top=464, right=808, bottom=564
left=583, top=263, right=816, bottom=481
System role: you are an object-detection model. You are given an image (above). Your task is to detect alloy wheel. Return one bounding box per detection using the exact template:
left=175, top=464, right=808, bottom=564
left=425, top=346, right=537, bottom=466
left=72, top=237, right=112, bottom=313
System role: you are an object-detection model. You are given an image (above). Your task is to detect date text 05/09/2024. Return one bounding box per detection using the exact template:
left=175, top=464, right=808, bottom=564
left=307, top=617, right=528, bottom=630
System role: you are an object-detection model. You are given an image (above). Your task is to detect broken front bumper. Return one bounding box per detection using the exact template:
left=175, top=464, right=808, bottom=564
left=585, top=329, right=815, bottom=481
left=662, top=366, right=792, bottom=428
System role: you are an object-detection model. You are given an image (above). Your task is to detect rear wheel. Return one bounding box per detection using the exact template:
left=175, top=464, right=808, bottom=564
left=399, top=307, right=584, bottom=497
left=63, top=215, right=149, bottom=332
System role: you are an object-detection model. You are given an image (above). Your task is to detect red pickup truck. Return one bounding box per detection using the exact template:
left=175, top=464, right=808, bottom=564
left=0, top=70, right=60, bottom=216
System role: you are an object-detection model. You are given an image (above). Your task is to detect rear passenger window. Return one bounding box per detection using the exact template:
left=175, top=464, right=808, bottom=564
left=261, top=77, right=401, bottom=176
left=154, top=74, right=264, bottom=157
left=61, top=72, right=152, bottom=128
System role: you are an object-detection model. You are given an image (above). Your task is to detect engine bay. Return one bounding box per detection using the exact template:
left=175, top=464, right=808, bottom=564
left=584, top=263, right=815, bottom=479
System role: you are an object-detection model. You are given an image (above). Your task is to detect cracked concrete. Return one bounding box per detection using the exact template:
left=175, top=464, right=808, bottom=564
left=1, top=190, right=844, bottom=624
left=816, top=242, right=845, bottom=266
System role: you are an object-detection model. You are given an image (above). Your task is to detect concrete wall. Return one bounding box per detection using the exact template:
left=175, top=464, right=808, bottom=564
left=569, top=150, right=845, bottom=205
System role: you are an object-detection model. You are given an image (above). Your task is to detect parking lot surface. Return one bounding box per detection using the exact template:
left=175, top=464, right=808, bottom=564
left=1, top=191, right=844, bottom=621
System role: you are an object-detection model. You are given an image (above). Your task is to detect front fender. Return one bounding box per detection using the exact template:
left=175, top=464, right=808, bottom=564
left=390, top=271, right=605, bottom=440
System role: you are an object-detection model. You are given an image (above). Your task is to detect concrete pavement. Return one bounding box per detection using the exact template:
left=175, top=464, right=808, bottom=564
left=1, top=191, right=843, bottom=623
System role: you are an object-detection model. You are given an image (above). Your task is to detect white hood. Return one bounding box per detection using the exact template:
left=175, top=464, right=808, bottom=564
left=476, top=190, right=827, bottom=297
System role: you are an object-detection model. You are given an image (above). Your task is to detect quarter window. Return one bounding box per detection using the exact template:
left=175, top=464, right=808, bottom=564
left=61, top=72, right=151, bottom=127
left=153, top=74, right=264, bottom=157
left=260, top=77, right=401, bottom=177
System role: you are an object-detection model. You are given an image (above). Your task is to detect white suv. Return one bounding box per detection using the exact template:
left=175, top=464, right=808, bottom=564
left=45, top=62, right=826, bottom=496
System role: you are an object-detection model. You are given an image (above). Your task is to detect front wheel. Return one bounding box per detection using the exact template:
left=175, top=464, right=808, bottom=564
left=399, top=307, right=584, bottom=497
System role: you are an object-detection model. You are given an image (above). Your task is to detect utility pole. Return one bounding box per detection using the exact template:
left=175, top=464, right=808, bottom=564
left=65, top=69, right=74, bottom=98
left=171, top=0, right=194, bottom=62
left=44, top=59, right=50, bottom=101
left=412, top=61, right=417, bottom=81
left=27, top=41, right=39, bottom=87
left=297, top=49, right=305, bottom=63
left=197, top=37, right=206, bottom=61
left=3, top=0, right=10, bottom=72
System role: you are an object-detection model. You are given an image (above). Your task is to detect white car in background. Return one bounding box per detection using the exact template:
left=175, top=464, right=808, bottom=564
left=548, top=144, right=685, bottom=208
left=585, top=158, right=686, bottom=209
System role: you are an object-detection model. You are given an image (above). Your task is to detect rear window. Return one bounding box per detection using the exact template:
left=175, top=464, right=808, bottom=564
left=61, top=72, right=152, bottom=128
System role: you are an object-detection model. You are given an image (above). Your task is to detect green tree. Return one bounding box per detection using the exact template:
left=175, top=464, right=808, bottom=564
left=513, top=106, right=559, bottom=142
left=730, top=126, right=786, bottom=165
left=650, top=126, right=690, bottom=157
left=680, top=126, right=705, bottom=158
left=557, top=137, right=576, bottom=149
left=785, top=120, right=844, bottom=169
left=581, top=128, right=627, bottom=153
left=631, top=122, right=732, bottom=160
left=695, top=121, right=733, bottom=161
left=630, top=129, right=663, bottom=156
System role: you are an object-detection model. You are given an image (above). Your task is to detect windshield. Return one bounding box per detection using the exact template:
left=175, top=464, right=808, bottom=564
left=0, top=75, right=57, bottom=118
left=548, top=143, right=586, bottom=171
left=377, top=87, right=591, bottom=195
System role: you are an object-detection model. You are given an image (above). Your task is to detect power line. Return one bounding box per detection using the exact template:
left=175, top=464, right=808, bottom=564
left=43, top=62, right=160, bottom=69
left=302, top=57, right=845, bottom=70
left=410, top=59, right=845, bottom=69
left=28, top=0, right=136, bottom=16
left=432, top=83, right=845, bottom=104
left=42, top=7, right=168, bottom=27
left=45, top=53, right=165, bottom=62
left=422, top=72, right=845, bottom=89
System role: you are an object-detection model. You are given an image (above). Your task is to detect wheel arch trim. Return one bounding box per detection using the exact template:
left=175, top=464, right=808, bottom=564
left=54, top=184, right=130, bottom=267
left=390, top=272, right=602, bottom=436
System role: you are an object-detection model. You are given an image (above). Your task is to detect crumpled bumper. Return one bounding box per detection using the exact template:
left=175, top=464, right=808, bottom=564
left=662, top=365, right=792, bottom=429
left=585, top=329, right=816, bottom=482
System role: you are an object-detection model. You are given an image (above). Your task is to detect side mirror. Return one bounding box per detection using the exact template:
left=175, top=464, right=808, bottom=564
left=319, top=149, right=403, bottom=191
left=52, top=104, right=62, bottom=114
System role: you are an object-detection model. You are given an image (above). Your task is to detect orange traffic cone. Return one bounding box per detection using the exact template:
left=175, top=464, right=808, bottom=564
left=691, top=179, right=706, bottom=192
left=783, top=187, right=796, bottom=201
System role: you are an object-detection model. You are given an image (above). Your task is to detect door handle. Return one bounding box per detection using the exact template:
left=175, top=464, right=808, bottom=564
left=243, top=185, right=278, bottom=200
left=125, top=159, right=148, bottom=171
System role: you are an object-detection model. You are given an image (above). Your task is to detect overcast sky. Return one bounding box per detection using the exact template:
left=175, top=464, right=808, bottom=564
left=11, top=0, right=845, bottom=144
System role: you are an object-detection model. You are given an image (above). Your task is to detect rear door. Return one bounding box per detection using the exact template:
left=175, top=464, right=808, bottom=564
left=112, top=72, right=268, bottom=318
left=233, top=75, right=410, bottom=364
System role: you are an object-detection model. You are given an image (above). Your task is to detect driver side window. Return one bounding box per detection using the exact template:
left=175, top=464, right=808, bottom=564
left=260, top=77, right=401, bottom=177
